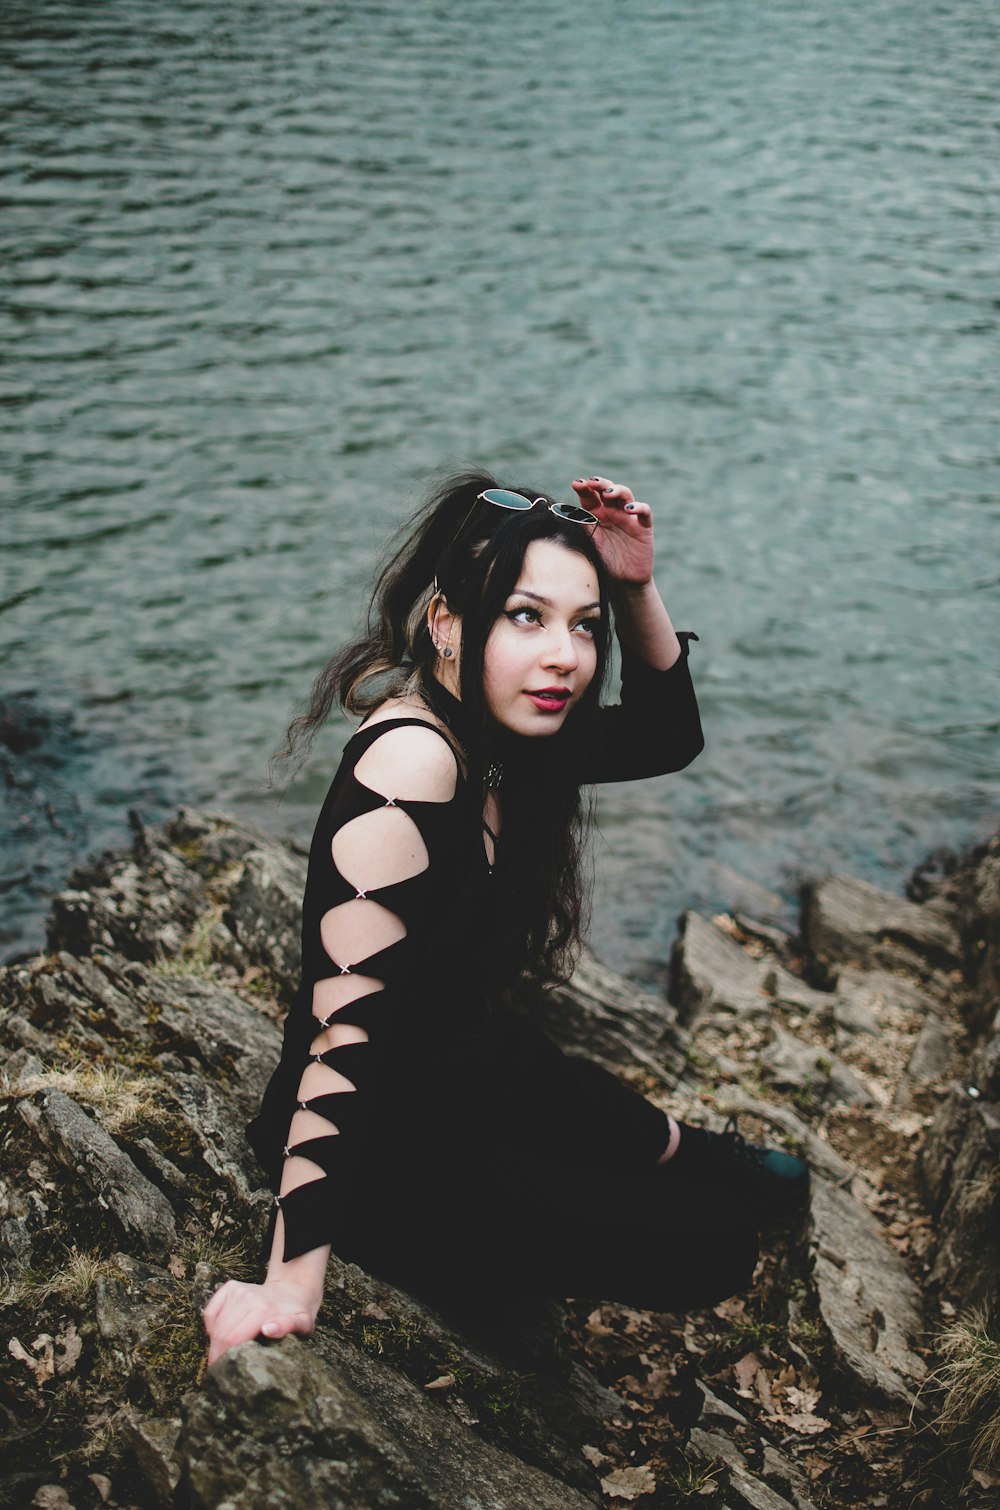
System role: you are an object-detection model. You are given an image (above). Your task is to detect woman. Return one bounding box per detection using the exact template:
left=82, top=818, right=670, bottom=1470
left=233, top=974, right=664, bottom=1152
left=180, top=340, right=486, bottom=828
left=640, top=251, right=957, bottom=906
left=203, top=471, right=807, bottom=1364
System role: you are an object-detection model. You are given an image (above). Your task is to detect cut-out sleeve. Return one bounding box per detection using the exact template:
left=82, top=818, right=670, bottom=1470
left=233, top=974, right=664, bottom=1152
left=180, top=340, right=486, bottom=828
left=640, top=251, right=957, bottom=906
left=258, top=719, right=461, bottom=1264
left=576, top=636, right=704, bottom=784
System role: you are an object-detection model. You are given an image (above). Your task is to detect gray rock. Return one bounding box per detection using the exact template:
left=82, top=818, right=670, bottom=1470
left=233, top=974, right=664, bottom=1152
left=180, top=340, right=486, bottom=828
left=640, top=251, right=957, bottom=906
left=830, top=969, right=936, bottom=1052
left=94, top=1256, right=173, bottom=1351
left=920, top=1085, right=972, bottom=1210
left=168, top=1071, right=265, bottom=1200
left=178, top=1337, right=596, bottom=1510
left=761, top=1027, right=875, bottom=1109
left=808, top=1177, right=927, bottom=1406
left=223, top=845, right=307, bottom=1000
left=904, top=1012, right=956, bottom=1086
left=687, top=1386, right=819, bottom=1510
left=94, top=1255, right=203, bottom=1414
left=18, top=1090, right=177, bottom=1258
left=925, top=1095, right=1000, bottom=1315
left=972, top=1007, right=1000, bottom=1100
left=117, top=1414, right=181, bottom=1508
left=315, top=1254, right=620, bottom=1492
left=135, top=966, right=279, bottom=1117
left=764, top=964, right=834, bottom=1019
left=131, top=1136, right=189, bottom=1195
left=802, top=875, right=961, bottom=979
left=47, top=843, right=204, bottom=964
left=671, top=912, right=771, bottom=1023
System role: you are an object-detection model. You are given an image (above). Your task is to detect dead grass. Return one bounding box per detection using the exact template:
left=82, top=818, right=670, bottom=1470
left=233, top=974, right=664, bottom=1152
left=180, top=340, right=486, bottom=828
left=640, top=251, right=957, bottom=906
left=0, top=1247, right=117, bottom=1309
left=10, top=1061, right=169, bottom=1134
left=933, top=1308, right=1000, bottom=1470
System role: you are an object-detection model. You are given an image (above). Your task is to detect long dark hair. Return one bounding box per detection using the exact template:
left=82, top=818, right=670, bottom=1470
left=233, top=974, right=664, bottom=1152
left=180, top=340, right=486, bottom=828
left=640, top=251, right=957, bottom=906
left=276, top=471, right=614, bottom=986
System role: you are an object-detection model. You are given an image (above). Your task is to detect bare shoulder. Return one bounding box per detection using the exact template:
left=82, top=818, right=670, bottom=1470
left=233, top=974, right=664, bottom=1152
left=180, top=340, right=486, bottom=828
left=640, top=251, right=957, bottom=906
left=354, top=699, right=458, bottom=803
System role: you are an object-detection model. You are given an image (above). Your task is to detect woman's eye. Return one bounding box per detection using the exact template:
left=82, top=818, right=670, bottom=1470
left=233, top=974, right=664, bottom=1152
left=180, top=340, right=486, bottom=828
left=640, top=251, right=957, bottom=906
left=507, top=605, right=542, bottom=625
left=575, top=617, right=600, bottom=636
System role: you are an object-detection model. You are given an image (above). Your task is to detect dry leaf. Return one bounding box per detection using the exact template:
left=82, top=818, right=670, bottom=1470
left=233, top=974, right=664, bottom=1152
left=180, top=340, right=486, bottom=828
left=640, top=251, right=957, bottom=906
left=775, top=1411, right=832, bottom=1435
left=361, top=1302, right=390, bottom=1321
left=87, top=1477, right=112, bottom=1504
left=582, top=1444, right=611, bottom=1468
left=754, top=1367, right=776, bottom=1412
left=31, top=1333, right=56, bottom=1387
left=683, top=1320, right=706, bottom=1355
left=586, top=1308, right=614, bottom=1337
left=9, top=1337, right=35, bottom=1370
left=9, top=1334, right=57, bottom=1387
left=713, top=1296, right=747, bottom=1323
left=784, top=1384, right=821, bottom=1415
left=449, top=1397, right=479, bottom=1426
left=734, top=1351, right=763, bottom=1396
left=423, top=1373, right=456, bottom=1391
left=168, top=1254, right=186, bottom=1280
left=644, top=1365, right=673, bottom=1402
left=600, top=1464, right=657, bottom=1500
left=31, top=1488, right=74, bottom=1509
left=972, top=1468, right=1000, bottom=1489
left=55, top=1323, right=82, bottom=1377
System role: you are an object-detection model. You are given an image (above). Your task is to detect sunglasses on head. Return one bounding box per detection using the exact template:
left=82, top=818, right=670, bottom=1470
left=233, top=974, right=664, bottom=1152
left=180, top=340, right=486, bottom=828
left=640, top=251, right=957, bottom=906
left=432, top=487, right=599, bottom=596
left=474, top=487, right=599, bottom=526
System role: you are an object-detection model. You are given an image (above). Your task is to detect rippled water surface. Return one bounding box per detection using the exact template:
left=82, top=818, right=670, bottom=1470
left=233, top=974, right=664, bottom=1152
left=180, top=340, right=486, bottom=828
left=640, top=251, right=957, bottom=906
left=3, top=0, right=998, bottom=974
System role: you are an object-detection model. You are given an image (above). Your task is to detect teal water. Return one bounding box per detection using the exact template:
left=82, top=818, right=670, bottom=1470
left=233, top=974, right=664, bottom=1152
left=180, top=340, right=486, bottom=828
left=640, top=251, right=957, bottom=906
left=2, top=0, right=998, bottom=976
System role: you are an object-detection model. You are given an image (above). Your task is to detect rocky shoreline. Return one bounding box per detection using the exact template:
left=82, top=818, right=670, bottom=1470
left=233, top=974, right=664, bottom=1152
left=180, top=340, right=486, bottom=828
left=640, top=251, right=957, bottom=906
left=2, top=809, right=998, bottom=1508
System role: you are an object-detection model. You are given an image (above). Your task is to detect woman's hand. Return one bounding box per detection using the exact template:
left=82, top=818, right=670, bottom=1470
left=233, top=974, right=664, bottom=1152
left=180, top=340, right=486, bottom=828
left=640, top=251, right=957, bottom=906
left=201, top=1276, right=321, bottom=1366
left=571, top=475, right=654, bottom=588
left=573, top=474, right=681, bottom=669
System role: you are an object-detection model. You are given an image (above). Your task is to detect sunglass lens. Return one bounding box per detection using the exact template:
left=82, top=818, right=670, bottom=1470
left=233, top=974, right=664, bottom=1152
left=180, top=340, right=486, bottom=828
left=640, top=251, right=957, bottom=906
left=551, top=502, right=599, bottom=524
left=479, top=488, right=533, bottom=511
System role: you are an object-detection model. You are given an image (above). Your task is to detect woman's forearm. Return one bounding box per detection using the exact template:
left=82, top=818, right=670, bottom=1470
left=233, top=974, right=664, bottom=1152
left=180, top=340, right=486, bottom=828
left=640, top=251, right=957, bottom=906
left=265, top=1216, right=330, bottom=1307
left=612, top=579, right=681, bottom=670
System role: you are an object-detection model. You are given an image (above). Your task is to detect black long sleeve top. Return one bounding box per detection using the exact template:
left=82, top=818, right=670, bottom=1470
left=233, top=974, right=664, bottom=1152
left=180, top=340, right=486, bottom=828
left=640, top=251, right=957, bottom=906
left=247, top=636, right=703, bottom=1264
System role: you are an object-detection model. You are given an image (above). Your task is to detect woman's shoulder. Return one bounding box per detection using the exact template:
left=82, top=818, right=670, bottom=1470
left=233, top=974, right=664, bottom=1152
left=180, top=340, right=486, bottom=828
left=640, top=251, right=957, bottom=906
left=349, top=697, right=460, bottom=804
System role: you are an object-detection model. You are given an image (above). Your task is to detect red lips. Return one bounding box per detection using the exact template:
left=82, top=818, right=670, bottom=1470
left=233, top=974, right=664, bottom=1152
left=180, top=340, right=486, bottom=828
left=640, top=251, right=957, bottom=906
left=526, top=687, right=571, bottom=711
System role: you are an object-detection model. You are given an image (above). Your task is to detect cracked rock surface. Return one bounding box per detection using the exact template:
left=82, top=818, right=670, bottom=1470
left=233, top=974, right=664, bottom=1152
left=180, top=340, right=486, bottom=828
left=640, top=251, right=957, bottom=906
left=1, top=809, right=998, bottom=1508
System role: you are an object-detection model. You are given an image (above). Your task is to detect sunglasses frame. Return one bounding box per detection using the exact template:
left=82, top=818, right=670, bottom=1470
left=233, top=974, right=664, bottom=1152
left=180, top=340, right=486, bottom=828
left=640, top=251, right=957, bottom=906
left=475, top=487, right=599, bottom=526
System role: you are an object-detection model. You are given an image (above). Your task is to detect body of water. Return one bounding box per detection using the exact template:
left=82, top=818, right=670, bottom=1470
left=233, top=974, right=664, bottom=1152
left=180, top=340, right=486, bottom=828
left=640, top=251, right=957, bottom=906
left=3, top=0, right=998, bottom=978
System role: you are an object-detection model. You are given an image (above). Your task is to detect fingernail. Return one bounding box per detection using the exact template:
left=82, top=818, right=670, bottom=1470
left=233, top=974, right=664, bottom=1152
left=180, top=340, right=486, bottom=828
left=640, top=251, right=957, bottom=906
left=625, top=503, right=636, bottom=511
left=573, top=478, right=583, bottom=484
left=603, top=486, right=615, bottom=494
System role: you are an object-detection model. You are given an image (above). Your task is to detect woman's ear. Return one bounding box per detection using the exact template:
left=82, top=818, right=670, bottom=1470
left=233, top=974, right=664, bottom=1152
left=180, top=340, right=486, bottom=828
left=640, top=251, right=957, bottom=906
left=428, top=592, right=462, bottom=668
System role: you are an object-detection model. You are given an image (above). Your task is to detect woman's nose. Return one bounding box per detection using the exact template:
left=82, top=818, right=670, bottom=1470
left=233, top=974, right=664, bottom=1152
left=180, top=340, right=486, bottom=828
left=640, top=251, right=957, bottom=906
left=543, top=623, right=579, bottom=671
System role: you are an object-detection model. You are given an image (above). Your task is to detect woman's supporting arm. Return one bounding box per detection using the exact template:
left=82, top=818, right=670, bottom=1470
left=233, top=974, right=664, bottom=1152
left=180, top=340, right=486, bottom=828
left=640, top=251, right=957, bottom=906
left=203, top=719, right=459, bottom=1365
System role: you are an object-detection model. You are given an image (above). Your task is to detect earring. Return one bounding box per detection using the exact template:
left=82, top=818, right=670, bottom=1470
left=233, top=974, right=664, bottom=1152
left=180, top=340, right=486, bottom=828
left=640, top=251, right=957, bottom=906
left=442, top=647, right=453, bottom=659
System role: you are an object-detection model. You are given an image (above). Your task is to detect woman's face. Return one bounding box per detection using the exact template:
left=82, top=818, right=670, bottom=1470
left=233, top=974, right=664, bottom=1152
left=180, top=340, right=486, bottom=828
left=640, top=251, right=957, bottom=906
left=482, top=538, right=601, bottom=737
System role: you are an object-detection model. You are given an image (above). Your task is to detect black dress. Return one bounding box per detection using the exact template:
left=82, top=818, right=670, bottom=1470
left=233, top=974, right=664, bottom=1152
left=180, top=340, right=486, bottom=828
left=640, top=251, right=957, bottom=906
left=247, top=638, right=759, bottom=1312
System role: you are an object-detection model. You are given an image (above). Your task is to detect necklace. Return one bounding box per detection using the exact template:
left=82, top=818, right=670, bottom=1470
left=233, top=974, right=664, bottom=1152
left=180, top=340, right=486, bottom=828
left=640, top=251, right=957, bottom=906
left=485, top=759, right=504, bottom=791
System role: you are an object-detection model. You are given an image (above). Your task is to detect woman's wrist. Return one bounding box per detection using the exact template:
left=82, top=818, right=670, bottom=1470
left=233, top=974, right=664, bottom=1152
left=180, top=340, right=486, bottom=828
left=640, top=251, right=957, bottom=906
left=612, top=580, right=681, bottom=670
left=264, top=1242, right=330, bottom=1309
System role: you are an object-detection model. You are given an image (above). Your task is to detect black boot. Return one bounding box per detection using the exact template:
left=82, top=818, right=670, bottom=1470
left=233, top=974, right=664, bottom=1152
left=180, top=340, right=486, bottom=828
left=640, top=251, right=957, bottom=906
left=658, top=1117, right=810, bottom=1226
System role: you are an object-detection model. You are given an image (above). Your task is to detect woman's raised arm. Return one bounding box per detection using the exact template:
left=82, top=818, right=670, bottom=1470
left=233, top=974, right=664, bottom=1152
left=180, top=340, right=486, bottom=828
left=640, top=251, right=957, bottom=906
left=571, top=475, right=681, bottom=670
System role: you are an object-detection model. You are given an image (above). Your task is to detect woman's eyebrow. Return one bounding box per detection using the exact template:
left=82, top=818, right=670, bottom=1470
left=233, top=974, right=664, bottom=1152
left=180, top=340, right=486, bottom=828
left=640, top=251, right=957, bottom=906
left=510, top=589, right=602, bottom=612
